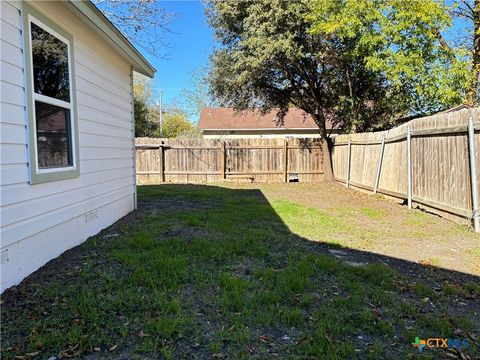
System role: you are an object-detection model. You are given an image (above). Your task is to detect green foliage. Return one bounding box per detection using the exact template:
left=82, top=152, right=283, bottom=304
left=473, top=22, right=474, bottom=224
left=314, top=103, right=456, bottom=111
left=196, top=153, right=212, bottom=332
left=206, top=0, right=398, bottom=134
left=161, top=108, right=200, bottom=138
left=133, top=74, right=158, bottom=137
left=307, top=0, right=470, bottom=114
left=134, top=97, right=156, bottom=137
left=133, top=75, right=200, bottom=139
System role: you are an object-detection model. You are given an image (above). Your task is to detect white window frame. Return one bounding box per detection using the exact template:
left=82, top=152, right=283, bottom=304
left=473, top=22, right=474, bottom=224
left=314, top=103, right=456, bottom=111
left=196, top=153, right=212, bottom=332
left=23, top=3, right=80, bottom=184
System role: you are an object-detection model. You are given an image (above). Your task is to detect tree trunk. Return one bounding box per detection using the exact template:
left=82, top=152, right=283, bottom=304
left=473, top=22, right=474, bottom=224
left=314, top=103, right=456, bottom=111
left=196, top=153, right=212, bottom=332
left=311, top=111, right=335, bottom=182
left=322, top=138, right=335, bottom=182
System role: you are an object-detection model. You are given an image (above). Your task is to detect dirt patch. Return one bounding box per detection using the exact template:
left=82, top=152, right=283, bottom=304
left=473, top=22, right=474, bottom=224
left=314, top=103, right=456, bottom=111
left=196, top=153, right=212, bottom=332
left=222, top=182, right=480, bottom=277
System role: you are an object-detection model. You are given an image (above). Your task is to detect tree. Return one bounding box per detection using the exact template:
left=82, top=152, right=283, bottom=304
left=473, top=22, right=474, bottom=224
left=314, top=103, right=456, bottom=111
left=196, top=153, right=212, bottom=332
left=161, top=107, right=197, bottom=138
left=93, top=0, right=174, bottom=57
left=450, top=0, right=479, bottom=105
left=133, top=73, right=158, bottom=137
left=206, top=0, right=398, bottom=180
left=133, top=74, right=199, bottom=138
left=307, top=0, right=470, bottom=113
left=180, top=65, right=219, bottom=121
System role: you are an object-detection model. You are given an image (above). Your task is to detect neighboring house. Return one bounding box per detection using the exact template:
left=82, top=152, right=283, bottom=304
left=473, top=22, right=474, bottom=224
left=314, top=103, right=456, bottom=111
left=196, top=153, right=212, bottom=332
left=198, top=107, right=338, bottom=139
left=0, top=1, right=155, bottom=292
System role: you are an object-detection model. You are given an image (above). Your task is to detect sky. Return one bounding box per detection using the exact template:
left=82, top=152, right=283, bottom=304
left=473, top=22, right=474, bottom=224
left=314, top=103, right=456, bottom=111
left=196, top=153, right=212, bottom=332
left=141, top=1, right=214, bottom=122
left=115, top=0, right=471, bottom=123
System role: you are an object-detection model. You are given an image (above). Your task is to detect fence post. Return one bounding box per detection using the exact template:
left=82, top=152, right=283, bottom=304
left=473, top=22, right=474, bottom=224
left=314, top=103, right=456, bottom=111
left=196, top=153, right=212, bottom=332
left=468, top=115, right=480, bottom=232
left=220, top=141, right=226, bottom=180
left=346, top=138, right=352, bottom=188
left=374, top=134, right=385, bottom=194
left=159, top=145, right=165, bottom=182
left=283, top=139, right=288, bottom=183
left=407, top=126, right=412, bottom=209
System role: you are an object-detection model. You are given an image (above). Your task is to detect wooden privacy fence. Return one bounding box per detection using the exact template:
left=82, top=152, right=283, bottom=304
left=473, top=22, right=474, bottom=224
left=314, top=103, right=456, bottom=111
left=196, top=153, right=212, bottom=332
left=332, top=107, right=480, bottom=231
left=135, top=137, right=325, bottom=184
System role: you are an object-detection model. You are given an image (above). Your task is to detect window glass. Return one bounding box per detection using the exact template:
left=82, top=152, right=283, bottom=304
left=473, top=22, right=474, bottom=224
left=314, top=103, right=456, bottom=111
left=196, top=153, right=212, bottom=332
left=31, top=22, right=70, bottom=102
left=35, top=101, right=72, bottom=168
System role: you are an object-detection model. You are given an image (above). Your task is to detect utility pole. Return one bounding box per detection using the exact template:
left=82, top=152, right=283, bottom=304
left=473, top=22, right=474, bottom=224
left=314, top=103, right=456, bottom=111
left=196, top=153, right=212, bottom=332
left=157, top=92, right=163, bottom=138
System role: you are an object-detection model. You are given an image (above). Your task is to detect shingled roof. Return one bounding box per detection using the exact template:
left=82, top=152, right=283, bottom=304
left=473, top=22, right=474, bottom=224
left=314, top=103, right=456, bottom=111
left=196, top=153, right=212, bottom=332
left=198, top=108, right=333, bottom=130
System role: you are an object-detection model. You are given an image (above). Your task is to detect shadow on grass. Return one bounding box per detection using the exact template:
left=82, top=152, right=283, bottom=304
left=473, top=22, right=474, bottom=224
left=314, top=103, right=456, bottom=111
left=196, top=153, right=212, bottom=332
left=2, top=184, right=479, bottom=360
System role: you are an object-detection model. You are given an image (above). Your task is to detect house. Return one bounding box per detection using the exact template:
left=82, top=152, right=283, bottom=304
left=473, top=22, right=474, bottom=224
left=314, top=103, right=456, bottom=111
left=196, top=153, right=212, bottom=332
left=0, top=0, right=155, bottom=292
left=198, top=107, right=338, bottom=139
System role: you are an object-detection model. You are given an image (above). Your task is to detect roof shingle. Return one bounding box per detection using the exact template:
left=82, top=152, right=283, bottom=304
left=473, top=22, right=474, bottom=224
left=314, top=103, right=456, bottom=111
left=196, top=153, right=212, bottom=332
left=198, top=108, right=332, bottom=130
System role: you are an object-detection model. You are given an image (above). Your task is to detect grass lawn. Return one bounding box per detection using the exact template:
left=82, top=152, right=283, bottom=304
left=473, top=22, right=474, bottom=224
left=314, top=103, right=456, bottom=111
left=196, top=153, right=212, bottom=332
left=2, top=183, right=479, bottom=359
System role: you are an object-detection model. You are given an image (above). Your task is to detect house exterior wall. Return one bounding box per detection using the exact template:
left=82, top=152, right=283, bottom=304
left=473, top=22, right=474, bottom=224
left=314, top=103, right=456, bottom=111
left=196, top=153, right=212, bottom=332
left=0, top=1, right=136, bottom=292
left=202, top=129, right=323, bottom=139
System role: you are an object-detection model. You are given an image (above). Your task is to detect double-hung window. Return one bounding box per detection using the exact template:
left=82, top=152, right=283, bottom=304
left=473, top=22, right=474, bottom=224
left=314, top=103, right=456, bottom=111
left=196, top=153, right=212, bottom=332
left=23, top=3, right=79, bottom=184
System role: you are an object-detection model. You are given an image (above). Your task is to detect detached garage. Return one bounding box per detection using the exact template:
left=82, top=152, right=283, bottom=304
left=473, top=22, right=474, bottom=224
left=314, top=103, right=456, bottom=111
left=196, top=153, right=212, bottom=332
left=0, top=0, right=155, bottom=292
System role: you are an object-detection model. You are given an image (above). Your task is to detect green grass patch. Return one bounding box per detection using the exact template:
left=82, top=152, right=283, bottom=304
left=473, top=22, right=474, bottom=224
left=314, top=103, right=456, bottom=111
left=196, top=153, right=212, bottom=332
left=467, top=247, right=480, bottom=257
left=1, top=184, right=478, bottom=359
left=360, top=207, right=386, bottom=219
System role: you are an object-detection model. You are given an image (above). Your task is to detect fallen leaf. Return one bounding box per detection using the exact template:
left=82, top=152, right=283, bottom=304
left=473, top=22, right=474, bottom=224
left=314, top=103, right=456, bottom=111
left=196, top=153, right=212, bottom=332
left=103, top=233, right=120, bottom=239
left=25, top=351, right=41, bottom=357
left=58, top=344, right=79, bottom=359
left=453, top=329, right=462, bottom=336
left=212, top=353, right=226, bottom=359
left=296, top=336, right=310, bottom=345
left=139, top=330, right=149, bottom=338
left=94, top=347, right=101, bottom=352
left=445, top=353, right=458, bottom=359
left=109, top=344, right=118, bottom=352
left=466, top=332, right=477, bottom=341
left=259, top=335, right=272, bottom=343
left=58, top=351, right=74, bottom=359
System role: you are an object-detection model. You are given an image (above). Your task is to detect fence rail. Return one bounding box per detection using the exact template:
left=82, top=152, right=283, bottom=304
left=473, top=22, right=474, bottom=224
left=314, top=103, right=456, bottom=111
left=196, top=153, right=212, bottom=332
left=135, top=138, right=325, bottom=184
left=332, top=107, right=480, bottom=231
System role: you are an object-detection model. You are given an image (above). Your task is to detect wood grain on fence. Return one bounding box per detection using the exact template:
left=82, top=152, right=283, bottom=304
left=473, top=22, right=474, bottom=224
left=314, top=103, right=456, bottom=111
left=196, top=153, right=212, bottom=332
left=332, top=107, right=480, bottom=228
left=135, top=137, right=325, bottom=184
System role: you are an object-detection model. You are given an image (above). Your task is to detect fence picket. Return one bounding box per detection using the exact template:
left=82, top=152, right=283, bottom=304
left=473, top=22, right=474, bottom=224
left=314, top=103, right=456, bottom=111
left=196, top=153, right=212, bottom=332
left=332, top=107, right=480, bottom=231
left=136, top=137, right=325, bottom=184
